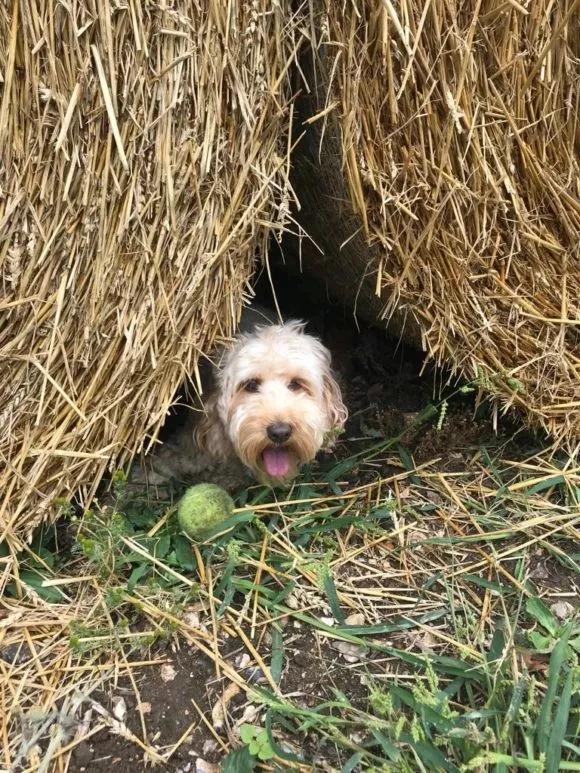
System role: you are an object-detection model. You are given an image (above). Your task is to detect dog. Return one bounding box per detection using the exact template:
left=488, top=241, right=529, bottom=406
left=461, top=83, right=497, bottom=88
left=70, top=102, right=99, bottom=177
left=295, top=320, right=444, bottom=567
left=131, top=307, right=347, bottom=490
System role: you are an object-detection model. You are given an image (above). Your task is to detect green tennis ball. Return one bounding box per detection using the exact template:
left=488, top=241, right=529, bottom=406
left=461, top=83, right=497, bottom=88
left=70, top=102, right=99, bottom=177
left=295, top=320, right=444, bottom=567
left=177, top=483, right=235, bottom=540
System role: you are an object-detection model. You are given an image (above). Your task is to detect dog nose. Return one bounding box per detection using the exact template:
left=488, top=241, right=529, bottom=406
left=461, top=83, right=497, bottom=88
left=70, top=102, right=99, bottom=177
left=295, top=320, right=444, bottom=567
left=267, top=422, right=292, bottom=444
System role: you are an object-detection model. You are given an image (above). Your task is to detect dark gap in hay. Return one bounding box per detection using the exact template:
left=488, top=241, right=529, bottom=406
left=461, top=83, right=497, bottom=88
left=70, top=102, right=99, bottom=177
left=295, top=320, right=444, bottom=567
left=277, top=1, right=580, bottom=445
left=253, top=255, right=432, bottom=411
left=122, top=79, right=561, bottom=494
left=258, top=260, right=533, bottom=473
left=129, top=245, right=532, bottom=501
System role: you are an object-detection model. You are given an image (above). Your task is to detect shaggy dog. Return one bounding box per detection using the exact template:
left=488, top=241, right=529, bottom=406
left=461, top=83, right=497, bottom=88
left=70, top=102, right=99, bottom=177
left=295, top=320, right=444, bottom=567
left=132, top=309, right=347, bottom=489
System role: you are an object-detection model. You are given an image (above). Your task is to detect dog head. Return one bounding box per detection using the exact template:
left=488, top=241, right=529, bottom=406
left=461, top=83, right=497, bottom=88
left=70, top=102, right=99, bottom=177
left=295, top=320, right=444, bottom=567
left=196, top=321, right=347, bottom=485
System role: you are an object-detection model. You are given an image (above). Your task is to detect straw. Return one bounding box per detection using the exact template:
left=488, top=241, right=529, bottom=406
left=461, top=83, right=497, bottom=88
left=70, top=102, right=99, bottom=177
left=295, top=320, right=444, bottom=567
left=303, top=0, right=579, bottom=444
left=0, top=1, right=303, bottom=544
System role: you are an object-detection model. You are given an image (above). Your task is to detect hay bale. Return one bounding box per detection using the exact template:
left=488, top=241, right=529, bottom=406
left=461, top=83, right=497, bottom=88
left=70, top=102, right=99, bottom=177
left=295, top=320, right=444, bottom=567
left=0, top=2, right=301, bottom=543
left=292, top=1, right=579, bottom=442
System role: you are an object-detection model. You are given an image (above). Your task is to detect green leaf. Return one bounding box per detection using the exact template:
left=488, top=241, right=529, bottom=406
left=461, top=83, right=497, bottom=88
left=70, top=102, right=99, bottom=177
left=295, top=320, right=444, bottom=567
left=257, top=745, right=275, bottom=761
left=265, top=710, right=303, bottom=763
left=220, top=745, right=256, bottom=772
left=239, top=724, right=257, bottom=744
left=487, top=627, right=506, bottom=664
left=127, top=562, right=150, bottom=592
left=173, top=535, right=196, bottom=571
left=397, top=444, right=420, bottom=484
left=526, top=596, right=558, bottom=636
left=18, top=570, right=66, bottom=603
left=36, top=545, right=56, bottom=569
left=529, top=631, right=554, bottom=652
left=153, top=533, right=171, bottom=559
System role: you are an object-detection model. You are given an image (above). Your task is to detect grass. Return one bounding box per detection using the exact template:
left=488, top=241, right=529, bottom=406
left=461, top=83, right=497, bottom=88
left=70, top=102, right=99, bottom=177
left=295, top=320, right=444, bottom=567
left=1, top=396, right=579, bottom=772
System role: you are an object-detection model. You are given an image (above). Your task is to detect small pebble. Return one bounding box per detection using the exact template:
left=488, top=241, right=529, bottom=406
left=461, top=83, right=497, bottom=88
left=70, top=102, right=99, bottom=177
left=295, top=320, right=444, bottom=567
left=551, top=600, right=574, bottom=622
left=160, top=662, right=177, bottom=682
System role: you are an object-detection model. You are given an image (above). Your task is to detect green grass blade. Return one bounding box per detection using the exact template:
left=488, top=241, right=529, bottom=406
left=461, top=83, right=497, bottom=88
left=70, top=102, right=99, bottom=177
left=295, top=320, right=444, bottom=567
left=265, top=710, right=304, bottom=763
left=341, top=752, right=363, bottom=772
left=562, top=740, right=580, bottom=757
left=545, top=664, right=574, bottom=773
left=336, top=607, right=450, bottom=636
left=390, top=685, right=454, bottom=732
left=536, top=623, right=572, bottom=753
left=468, top=752, right=544, bottom=770
left=322, top=570, right=345, bottom=624
left=270, top=626, right=284, bottom=684
left=370, top=729, right=400, bottom=761
left=503, top=675, right=527, bottom=739
left=400, top=734, right=459, bottom=772
left=525, top=475, right=565, bottom=495
left=397, top=444, right=421, bottom=485
left=464, top=574, right=506, bottom=594
left=198, top=510, right=256, bottom=541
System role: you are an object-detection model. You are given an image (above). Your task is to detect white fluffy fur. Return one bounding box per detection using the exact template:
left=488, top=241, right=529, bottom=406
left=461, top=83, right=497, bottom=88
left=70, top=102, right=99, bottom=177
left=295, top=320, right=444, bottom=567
left=196, top=321, right=347, bottom=485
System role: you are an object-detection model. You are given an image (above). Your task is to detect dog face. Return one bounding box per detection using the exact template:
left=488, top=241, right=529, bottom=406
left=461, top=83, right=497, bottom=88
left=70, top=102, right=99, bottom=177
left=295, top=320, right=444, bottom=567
left=196, top=321, right=347, bottom=485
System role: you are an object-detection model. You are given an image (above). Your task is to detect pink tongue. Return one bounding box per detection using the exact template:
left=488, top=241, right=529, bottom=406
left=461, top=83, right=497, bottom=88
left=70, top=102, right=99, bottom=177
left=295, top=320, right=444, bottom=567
left=262, top=447, right=290, bottom=477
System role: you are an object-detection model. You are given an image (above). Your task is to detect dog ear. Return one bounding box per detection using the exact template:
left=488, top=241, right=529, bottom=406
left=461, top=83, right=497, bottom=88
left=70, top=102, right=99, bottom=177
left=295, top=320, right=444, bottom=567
left=322, top=371, right=348, bottom=448
left=194, top=392, right=231, bottom=459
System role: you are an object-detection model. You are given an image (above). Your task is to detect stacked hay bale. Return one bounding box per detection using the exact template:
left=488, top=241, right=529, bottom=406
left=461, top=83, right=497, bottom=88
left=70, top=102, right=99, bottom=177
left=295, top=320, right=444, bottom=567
left=1, top=0, right=578, bottom=550
left=292, top=1, right=579, bottom=442
left=0, top=1, right=301, bottom=544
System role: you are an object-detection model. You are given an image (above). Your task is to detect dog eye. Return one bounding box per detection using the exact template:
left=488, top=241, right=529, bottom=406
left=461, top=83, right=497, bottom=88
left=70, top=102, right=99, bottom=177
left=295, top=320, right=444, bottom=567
left=242, top=378, right=261, bottom=393
left=288, top=378, right=303, bottom=392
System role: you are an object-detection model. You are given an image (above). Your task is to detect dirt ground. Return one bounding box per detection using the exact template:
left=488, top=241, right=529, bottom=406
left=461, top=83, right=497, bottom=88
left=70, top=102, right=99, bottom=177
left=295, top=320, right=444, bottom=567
left=67, top=298, right=575, bottom=772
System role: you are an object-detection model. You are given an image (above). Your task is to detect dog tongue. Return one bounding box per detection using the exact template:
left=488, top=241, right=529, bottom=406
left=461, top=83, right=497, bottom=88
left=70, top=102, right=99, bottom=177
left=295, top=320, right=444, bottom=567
left=262, top=447, right=290, bottom=477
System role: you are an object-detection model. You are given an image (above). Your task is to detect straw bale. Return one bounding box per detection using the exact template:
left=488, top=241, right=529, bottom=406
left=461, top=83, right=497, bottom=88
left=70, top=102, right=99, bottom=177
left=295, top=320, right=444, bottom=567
left=0, top=1, right=302, bottom=543
left=293, top=1, right=579, bottom=442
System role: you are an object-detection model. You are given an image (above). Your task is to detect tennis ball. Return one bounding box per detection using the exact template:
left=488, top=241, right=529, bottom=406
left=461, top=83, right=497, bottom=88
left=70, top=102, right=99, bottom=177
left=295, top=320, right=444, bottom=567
left=177, top=483, right=235, bottom=540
